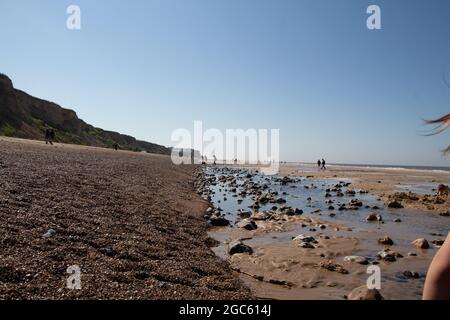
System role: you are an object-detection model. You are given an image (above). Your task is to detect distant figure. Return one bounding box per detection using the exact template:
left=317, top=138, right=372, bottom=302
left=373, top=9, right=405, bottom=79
left=113, top=143, right=119, bottom=151
left=317, top=159, right=321, bottom=170
left=437, top=184, right=449, bottom=197
left=213, top=155, right=217, bottom=165
left=45, top=128, right=54, bottom=145
left=234, top=158, right=238, bottom=165
left=321, top=158, right=326, bottom=170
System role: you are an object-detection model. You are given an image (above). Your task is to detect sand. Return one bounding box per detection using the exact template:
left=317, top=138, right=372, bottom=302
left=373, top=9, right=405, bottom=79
left=0, top=137, right=251, bottom=299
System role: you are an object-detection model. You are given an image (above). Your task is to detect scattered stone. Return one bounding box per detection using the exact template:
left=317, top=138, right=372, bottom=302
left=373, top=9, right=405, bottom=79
left=378, top=249, right=403, bottom=262
left=208, top=216, right=230, bottom=227
left=292, top=234, right=316, bottom=243
left=412, top=238, right=430, bottom=249
left=42, top=229, right=56, bottom=238
left=344, top=256, right=369, bottom=265
left=388, top=201, right=404, bottom=209
left=319, top=261, right=349, bottom=274
left=366, top=213, right=382, bottom=222
left=237, top=219, right=257, bottom=231
left=432, top=239, right=445, bottom=246
left=403, top=270, right=420, bottom=279
left=378, top=236, right=394, bottom=246
left=238, top=210, right=252, bottom=218
left=394, top=218, right=402, bottom=223
left=347, top=286, right=384, bottom=300
left=251, top=212, right=271, bottom=221
left=228, top=241, right=253, bottom=255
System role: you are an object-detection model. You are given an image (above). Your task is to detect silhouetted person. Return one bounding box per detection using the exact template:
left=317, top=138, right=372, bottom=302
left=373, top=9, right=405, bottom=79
left=321, top=158, right=326, bottom=170
left=317, top=159, right=321, bottom=170
left=213, top=155, right=217, bottom=165
left=45, top=128, right=54, bottom=145
left=113, top=143, right=119, bottom=151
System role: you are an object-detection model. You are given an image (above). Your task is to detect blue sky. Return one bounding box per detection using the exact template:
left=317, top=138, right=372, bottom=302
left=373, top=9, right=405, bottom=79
left=1, top=0, right=450, bottom=166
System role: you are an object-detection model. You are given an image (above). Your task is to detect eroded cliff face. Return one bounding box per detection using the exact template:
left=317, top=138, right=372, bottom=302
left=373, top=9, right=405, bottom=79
left=0, top=74, right=170, bottom=154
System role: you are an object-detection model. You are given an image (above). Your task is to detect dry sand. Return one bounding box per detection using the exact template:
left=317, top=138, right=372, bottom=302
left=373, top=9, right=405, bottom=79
left=0, top=137, right=251, bottom=299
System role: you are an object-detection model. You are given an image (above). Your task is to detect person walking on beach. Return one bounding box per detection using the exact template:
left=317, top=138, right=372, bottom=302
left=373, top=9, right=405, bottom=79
left=321, top=158, right=326, bottom=170
left=213, top=155, right=217, bottom=165
left=45, top=128, right=54, bottom=145
left=317, top=159, right=321, bottom=170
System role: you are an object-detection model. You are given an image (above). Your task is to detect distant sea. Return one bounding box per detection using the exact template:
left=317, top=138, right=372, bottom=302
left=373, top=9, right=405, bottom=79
left=328, top=163, right=450, bottom=172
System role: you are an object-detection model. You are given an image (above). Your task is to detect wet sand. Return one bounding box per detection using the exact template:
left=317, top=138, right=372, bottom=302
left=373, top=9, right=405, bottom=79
left=0, top=137, right=250, bottom=299
left=201, top=164, right=450, bottom=300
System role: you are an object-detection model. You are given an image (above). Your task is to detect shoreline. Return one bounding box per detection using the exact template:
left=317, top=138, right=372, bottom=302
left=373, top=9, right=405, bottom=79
left=201, top=164, right=450, bottom=300
left=0, top=137, right=251, bottom=299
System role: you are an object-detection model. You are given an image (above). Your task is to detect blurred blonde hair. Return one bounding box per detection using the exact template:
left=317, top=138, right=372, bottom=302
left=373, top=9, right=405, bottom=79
left=425, top=114, right=450, bottom=155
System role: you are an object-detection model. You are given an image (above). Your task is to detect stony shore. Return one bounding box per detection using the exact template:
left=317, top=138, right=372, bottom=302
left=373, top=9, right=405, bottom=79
left=198, top=164, right=450, bottom=300
left=0, top=137, right=251, bottom=299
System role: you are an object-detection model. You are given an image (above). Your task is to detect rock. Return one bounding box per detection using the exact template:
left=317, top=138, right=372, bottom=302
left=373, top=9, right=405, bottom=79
left=344, top=256, right=369, bottom=265
left=228, top=241, right=253, bottom=255
left=328, top=205, right=335, bottom=210
left=294, top=208, right=303, bottom=215
left=238, top=210, right=252, bottom=219
left=251, top=212, right=271, bottom=221
left=378, top=249, right=403, bottom=262
left=403, top=270, right=420, bottom=279
left=347, top=286, right=384, bottom=300
left=432, top=239, right=445, bottom=246
left=237, top=219, right=257, bottom=231
left=378, top=236, right=394, bottom=246
left=43, top=229, right=56, bottom=238
left=388, top=201, right=404, bottom=209
left=299, top=242, right=315, bottom=249
left=292, top=234, right=316, bottom=243
left=208, top=216, right=230, bottom=227
left=366, top=213, right=382, bottom=222
left=349, top=199, right=363, bottom=207
left=319, top=261, right=349, bottom=274
left=439, top=211, right=450, bottom=217
left=394, top=218, right=402, bottom=223
left=412, top=238, right=430, bottom=249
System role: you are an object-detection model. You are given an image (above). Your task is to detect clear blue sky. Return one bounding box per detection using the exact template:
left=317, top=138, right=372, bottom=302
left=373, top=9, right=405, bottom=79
left=1, top=0, right=450, bottom=166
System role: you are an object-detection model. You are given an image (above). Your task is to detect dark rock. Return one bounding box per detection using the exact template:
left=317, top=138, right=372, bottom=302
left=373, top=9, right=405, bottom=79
left=209, top=216, right=230, bottom=227
left=388, top=201, right=404, bottom=209
left=228, top=241, right=253, bottom=255
left=378, top=236, right=394, bottom=246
